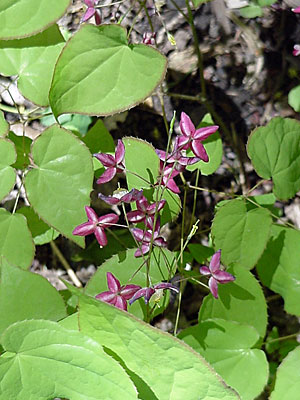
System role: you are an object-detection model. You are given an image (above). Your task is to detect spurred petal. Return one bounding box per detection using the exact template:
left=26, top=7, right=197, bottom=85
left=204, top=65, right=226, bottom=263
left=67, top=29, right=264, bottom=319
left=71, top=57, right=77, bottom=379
left=136, top=196, right=149, bottom=213
left=94, top=10, right=101, bottom=25
left=209, top=277, right=219, bottom=299
left=199, top=266, right=211, bottom=276
left=176, top=135, right=190, bottom=150
left=131, top=228, right=147, bottom=242
left=72, top=221, right=95, bottom=236
left=94, top=153, right=116, bottom=167
left=144, top=287, right=156, bottom=303
left=85, top=206, right=98, bottom=223
left=115, top=140, right=125, bottom=164
left=98, top=213, right=119, bottom=227
left=98, top=193, right=121, bottom=205
left=193, top=125, right=219, bottom=140
left=191, top=140, right=209, bottom=162
left=209, top=250, right=221, bottom=274
left=148, top=199, right=166, bottom=214
left=180, top=112, right=195, bottom=137
left=134, top=244, right=150, bottom=257
left=84, top=0, right=95, bottom=6
left=165, top=178, right=180, bottom=193
left=114, top=296, right=128, bottom=311
left=127, top=210, right=145, bottom=223
left=154, top=282, right=179, bottom=292
left=96, top=167, right=117, bottom=184
left=129, top=288, right=148, bottom=304
left=95, top=291, right=116, bottom=303
left=120, top=284, right=142, bottom=300
left=213, top=270, right=235, bottom=283
left=82, top=7, right=95, bottom=22
left=121, top=189, right=143, bottom=203
left=94, top=226, right=108, bottom=246
left=106, top=272, right=121, bottom=293
left=153, top=236, right=167, bottom=247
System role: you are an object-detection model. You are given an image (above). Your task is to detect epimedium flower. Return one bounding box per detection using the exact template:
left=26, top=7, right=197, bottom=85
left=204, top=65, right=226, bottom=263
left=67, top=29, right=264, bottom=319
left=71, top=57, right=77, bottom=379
left=129, top=282, right=179, bottom=305
left=178, top=112, right=219, bottom=162
left=131, top=218, right=167, bottom=257
left=72, top=206, right=119, bottom=247
left=292, top=6, right=300, bottom=13
left=143, top=32, right=156, bottom=45
left=99, top=188, right=143, bottom=206
left=96, top=272, right=141, bottom=311
left=156, top=139, right=201, bottom=170
left=94, top=139, right=125, bottom=184
left=127, top=196, right=166, bottom=224
left=82, top=0, right=101, bottom=25
left=157, top=161, right=181, bottom=194
left=293, top=44, right=300, bottom=57
left=199, top=250, right=235, bottom=299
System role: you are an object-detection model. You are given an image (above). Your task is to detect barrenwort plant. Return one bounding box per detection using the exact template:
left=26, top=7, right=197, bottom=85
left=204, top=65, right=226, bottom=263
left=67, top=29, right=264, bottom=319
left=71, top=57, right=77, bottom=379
left=0, top=0, right=300, bottom=399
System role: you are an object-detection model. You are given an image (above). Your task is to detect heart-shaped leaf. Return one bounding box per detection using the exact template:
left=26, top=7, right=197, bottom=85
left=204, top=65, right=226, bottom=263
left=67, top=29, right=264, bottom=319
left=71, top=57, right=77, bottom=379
left=0, top=138, right=16, bottom=201
left=199, top=267, right=268, bottom=338
left=0, top=208, right=34, bottom=269
left=0, top=257, right=66, bottom=335
left=24, top=124, right=94, bottom=247
left=257, top=224, right=300, bottom=316
left=247, top=117, right=300, bottom=200
left=270, top=346, right=300, bottom=400
left=49, top=24, right=167, bottom=117
left=8, top=132, right=32, bottom=170
left=68, top=285, right=239, bottom=400
left=288, top=85, right=300, bottom=112
left=0, top=0, right=71, bottom=39
left=179, top=319, right=269, bottom=400
left=0, top=25, right=65, bottom=106
left=0, top=111, right=9, bottom=137
left=0, top=319, right=138, bottom=400
left=211, top=198, right=272, bottom=270
left=85, top=248, right=176, bottom=319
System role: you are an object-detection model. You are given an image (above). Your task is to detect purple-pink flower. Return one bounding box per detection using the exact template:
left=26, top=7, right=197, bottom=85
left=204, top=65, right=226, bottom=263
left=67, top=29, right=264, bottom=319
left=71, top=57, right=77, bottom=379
left=72, top=206, right=119, bottom=247
left=293, top=44, right=300, bottom=57
left=129, top=282, right=179, bottom=305
left=96, top=272, right=141, bottom=311
left=157, top=161, right=181, bottom=193
left=127, top=196, right=166, bottom=224
left=143, top=32, right=156, bottom=45
left=292, top=6, right=300, bottom=13
left=200, top=250, right=235, bottom=299
left=177, top=112, right=219, bottom=162
left=94, top=140, right=125, bottom=184
left=131, top=219, right=167, bottom=257
left=99, top=188, right=143, bottom=206
left=82, top=0, right=101, bottom=25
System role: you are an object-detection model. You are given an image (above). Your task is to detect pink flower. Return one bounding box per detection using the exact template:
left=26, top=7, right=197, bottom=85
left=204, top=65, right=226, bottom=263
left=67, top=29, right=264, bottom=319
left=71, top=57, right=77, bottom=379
left=94, top=140, right=125, bottom=184
left=157, top=161, right=181, bottom=194
left=99, top=188, right=143, bottom=205
left=82, top=0, right=101, bottom=25
left=129, top=282, right=179, bottom=305
left=178, top=112, right=218, bottom=162
left=292, top=6, right=300, bottom=13
left=143, top=32, right=156, bottom=45
left=96, top=272, right=141, bottom=311
left=72, top=206, right=118, bottom=247
left=127, top=196, right=166, bottom=224
left=131, top=219, right=167, bottom=257
left=200, top=250, right=235, bottom=299
left=293, top=44, right=300, bottom=57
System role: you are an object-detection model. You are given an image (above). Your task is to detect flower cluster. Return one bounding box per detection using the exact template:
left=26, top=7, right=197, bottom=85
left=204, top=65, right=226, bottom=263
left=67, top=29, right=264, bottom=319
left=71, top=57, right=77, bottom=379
left=292, top=7, right=300, bottom=56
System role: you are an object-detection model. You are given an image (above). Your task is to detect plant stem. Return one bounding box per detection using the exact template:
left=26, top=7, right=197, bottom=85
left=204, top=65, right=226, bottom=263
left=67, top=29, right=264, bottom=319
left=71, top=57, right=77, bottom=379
left=50, top=241, right=82, bottom=288
left=263, top=333, right=299, bottom=345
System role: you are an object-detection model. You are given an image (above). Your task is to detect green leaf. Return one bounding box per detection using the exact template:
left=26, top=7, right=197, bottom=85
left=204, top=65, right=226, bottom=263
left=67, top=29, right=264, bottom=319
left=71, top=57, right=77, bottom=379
left=199, top=267, right=268, bottom=338
left=247, top=117, right=300, bottom=200
left=211, top=198, right=272, bottom=270
left=71, top=287, right=239, bottom=400
left=257, top=224, right=300, bottom=316
left=179, top=319, right=269, bottom=400
left=239, top=4, right=263, bottom=18
left=49, top=24, right=167, bottom=117
left=257, top=0, right=276, bottom=5
left=41, top=111, right=92, bottom=135
left=188, top=244, right=215, bottom=264
left=0, top=111, right=9, bottom=137
left=0, top=25, right=65, bottom=106
left=288, top=85, right=300, bottom=112
left=192, top=0, right=212, bottom=6
left=17, top=206, right=59, bottom=245
left=0, top=138, right=16, bottom=201
left=7, top=132, right=32, bottom=170
left=0, top=0, right=71, bottom=39
left=0, top=257, right=66, bottom=335
left=187, top=114, right=223, bottom=176
left=83, top=119, right=115, bottom=154
left=85, top=248, right=176, bottom=319
left=24, top=124, right=94, bottom=247
left=0, top=319, right=138, bottom=400
left=270, top=346, right=300, bottom=400
left=0, top=208, right=34, bottom=269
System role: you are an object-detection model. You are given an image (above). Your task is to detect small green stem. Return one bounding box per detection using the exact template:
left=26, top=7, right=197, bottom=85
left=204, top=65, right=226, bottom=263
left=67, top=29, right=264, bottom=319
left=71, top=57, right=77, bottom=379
left=263, top=333, right=299, bottom=346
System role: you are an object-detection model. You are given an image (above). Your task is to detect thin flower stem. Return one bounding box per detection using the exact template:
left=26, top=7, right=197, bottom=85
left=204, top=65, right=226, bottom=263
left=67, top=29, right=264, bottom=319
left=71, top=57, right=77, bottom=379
left=173, top=280, right=183, bottom=337
left=50, top=241, right=82, bottom=288
left=168, top=0, right=189, bottom=22
left=188, top=168, right=200, bottom=233
left=95, top=0, right=125, bottom=8
left=263, top=333, right=299, bottom=346
left=127, top=1, right=145, bottom=38
left=125, top=169, right=153, bottom=186
left=246, top=179, right=265, bottom=195
left=105, top=227, right=129, bottom=249
left=190, top=277, right=209, bottom=290
left=12, top=172, right=26, bottom=214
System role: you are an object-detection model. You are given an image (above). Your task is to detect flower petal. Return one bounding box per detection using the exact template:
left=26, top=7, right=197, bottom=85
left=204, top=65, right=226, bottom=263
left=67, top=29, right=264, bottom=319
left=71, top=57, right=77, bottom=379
left=199, top=266, right=211, bottom=276
left=209, top=250, right=221, bottom=274
left=121, top=189, right=143, bottom=203
left=209, top=277, right=219, bottom=299
left=191, top=140, right=209, bottom=162
left=127, top=210, right=145, bottom=223
left=134, top=244, right=150, bottom=257
left=94, top=153, right=116, bottom=167
left=81, top=7, right=95, bottom=22
left=94, top=226, right=108, bottom=246
left=180, top=112, right=195, bottom=137
left=85, top=206, right=98, bottom=223
left=94, top=10, right=101, bottom=25
left=84, top=0, right=95, bottom=6
left=106, top=272, right=121, bottom=293
left=98, top=193, right=121, bottom=205
left=144, top=287, right=156, bottom=303
left=213, top=270, right=235, bottom=283
left=95, top=291, right=116, bottom=303
left=115, top=139, right=125, bottom=164
left=72, top=221, right=95, bottom=236
left=129, top=288, right=148, bottom=304
left=98, top=213, right=119, bottom=227
left=165, top=178, right=180, bottom=193
left=120, top=284, right=142, bottom=300
left=114, top=296, right=128, bottom=311
left=292, top=6, right=300, bottom=13
left=154, top=282, right=179, bottom=292
left=96, top=167, right=117, bottom=184
left=193, top=125, right=218, bottom=140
